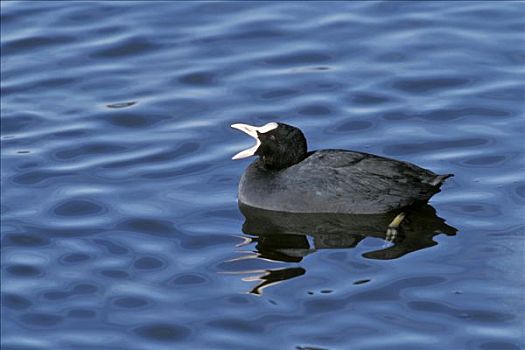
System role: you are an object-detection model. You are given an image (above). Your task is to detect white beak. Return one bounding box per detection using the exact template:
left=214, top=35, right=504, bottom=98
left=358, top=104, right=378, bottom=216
left=231, top=122, right=278, bottom=160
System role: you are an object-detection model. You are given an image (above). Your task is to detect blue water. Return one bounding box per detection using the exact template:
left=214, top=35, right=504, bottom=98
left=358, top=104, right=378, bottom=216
left=2, top=2, right=524, bottom=349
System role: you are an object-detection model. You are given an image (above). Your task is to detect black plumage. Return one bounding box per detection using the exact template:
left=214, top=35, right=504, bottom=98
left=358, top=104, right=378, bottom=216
left=233, top=123, right=452, bottom=214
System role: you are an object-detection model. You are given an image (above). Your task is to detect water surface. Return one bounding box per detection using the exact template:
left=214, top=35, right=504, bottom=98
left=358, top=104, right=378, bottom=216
left=2, top=2, right=524, bottom=349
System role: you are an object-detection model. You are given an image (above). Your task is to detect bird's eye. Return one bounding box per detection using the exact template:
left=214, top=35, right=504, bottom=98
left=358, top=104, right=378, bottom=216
left=270, top=135, right=276, bottom=141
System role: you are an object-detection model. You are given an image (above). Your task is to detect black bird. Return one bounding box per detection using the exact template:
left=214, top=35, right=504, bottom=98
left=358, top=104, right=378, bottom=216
left=231, top=122, right=452, bottom=214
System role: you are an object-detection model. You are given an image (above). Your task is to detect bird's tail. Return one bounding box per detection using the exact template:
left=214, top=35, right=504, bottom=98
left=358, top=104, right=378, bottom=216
left=431, top=173, right=453, bottom=187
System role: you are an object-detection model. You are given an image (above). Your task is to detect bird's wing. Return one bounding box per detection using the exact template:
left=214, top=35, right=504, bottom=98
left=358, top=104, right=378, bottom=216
left=287, top=150, right=439, bottom=212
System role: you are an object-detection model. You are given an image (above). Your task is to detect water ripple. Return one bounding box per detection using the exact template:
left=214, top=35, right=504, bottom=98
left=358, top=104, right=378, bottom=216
left=2, top=1, right=524, bottom=350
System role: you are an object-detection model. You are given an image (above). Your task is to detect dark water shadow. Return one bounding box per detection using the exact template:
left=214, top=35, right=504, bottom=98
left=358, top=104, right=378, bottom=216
left=235, top=203, right=457, bottom=294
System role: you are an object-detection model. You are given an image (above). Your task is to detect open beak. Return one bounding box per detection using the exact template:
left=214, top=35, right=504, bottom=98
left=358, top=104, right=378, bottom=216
left=231, top=122, right=278, bottom=160
left=231, top=123, right=262, bottom=160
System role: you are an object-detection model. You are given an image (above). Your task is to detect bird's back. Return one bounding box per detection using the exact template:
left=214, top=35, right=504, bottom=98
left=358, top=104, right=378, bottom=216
left=239, top=149, right=451, bottom=214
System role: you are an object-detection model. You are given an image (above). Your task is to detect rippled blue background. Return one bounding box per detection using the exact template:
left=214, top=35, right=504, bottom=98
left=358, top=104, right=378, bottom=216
left=2, top=2, right=524, bottom=349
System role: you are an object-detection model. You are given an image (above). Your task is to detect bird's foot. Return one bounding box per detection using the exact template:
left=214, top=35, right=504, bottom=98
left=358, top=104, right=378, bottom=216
left=384, top=212, right=406, bottom=244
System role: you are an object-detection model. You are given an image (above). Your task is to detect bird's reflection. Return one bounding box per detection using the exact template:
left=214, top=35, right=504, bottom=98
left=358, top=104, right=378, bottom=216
left=230, top=203, right=457, bottom=295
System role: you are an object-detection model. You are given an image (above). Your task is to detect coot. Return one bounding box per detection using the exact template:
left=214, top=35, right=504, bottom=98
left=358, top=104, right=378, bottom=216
left=231, top=122, right=452, bottom=214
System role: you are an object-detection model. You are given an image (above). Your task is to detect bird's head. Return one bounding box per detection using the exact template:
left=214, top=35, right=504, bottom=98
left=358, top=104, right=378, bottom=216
left=231, top=122, right=307, bottom=170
